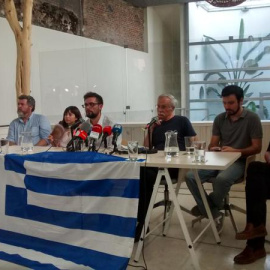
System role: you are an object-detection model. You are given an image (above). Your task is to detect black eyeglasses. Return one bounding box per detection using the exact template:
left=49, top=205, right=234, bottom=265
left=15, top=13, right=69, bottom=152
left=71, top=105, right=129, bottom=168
left=156, top=105, right=172, bottom=110
left=82, top=102, right=100, bottom=108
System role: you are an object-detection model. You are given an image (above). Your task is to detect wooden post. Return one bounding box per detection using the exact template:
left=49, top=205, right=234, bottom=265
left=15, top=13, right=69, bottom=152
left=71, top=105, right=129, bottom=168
left=4, top=0, right=33, bottom=98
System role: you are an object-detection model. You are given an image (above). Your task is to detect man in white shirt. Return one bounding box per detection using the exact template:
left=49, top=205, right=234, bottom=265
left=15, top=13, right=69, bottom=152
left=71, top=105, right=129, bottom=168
left=82, top=91, right=117, bottom=151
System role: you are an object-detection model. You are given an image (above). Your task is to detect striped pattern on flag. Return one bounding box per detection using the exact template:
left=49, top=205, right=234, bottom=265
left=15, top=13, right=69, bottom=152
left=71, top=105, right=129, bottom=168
left=0, top=151, right=140, bottom=270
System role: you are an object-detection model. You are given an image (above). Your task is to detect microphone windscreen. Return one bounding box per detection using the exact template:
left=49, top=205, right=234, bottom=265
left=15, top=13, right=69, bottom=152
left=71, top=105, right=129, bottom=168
left=80, top=122, right=91, bottom=134
left=92, top=124, right=102, bottom=133
left=145, top=116, right=158, bottom=129
left=103, top=126, right=112, bottom=136
left=90, top=124, right=102, bottom=140
left=70, top=118, right=85, bottom=130
left=112, top=124, right=122, bottom=134
left=151, top=116, right=159, bottom=123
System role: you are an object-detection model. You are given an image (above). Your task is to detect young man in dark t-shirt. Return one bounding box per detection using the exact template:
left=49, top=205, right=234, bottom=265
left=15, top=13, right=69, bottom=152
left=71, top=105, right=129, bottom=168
left=135, top=94, right=196, bottom=242
left=186, top=85, right=262, bottom=233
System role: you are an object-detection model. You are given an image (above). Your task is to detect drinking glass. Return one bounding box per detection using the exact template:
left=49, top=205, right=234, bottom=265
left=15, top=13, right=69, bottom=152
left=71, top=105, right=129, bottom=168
left=0, top=139, right=9, bottom=155
left=193, top=141, right=206, bottom=163
left=184, top=136, right=195, bottom=155
left=127, top=141, right=139, bottom=161
left=20, top=131, right=34, bottom=154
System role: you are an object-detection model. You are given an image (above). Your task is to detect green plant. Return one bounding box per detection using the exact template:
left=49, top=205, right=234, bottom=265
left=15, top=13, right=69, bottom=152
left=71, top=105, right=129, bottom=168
left=203, top=18, right=270, bottom=119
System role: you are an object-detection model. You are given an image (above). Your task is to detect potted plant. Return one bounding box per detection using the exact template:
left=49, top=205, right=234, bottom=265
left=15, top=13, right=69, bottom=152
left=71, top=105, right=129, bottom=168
left=203, top=18, right=270, bottom=119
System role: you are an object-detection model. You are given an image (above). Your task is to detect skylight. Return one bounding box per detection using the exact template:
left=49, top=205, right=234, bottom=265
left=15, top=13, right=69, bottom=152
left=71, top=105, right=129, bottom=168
left=197, top=0, right=270, bottom=12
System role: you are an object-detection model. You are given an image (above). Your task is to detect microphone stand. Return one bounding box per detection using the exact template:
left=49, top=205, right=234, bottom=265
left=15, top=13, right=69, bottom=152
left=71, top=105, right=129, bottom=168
left=70, top=127, right=75, bottom=152
left=104, top=137, right=108, bottom=149
left=88, top=140, right=93, bottom=151
left=92, top=140, right=96, bottom=152
left=109, top=141, right=118, bottom=155
left=88, top=140, right=97, bottom=152
left=145, top=125, right=158, bottom=154
left=148, top=126, right=153, bottom=150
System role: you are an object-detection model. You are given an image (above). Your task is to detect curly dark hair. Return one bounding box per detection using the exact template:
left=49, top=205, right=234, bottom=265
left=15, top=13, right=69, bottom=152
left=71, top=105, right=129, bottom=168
left=221, top=85, right=244, bottom=102
left=83, top=92, right=103, bottom=105
left=18, top=95, right=36, bottom=112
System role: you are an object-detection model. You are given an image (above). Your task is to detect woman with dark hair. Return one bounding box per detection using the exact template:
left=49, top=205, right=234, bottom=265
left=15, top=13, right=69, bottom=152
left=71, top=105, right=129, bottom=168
left=49, top=106, right=82, bottom=147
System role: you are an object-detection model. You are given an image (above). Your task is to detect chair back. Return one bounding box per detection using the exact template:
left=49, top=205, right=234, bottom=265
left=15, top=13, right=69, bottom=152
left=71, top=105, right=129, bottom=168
left=237, top=155, right=256, bottom=184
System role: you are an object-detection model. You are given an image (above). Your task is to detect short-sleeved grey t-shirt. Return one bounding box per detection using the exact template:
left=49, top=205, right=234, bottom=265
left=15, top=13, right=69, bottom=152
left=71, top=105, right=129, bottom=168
left=212, top=108, right=262, bottom=149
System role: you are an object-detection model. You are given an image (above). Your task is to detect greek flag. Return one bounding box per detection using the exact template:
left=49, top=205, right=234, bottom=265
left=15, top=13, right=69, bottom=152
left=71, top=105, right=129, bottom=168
left=0, top=151, right=140, bottom=270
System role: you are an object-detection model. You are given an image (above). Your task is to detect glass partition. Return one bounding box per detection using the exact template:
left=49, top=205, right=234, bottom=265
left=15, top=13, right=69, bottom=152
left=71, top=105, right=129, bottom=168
left=188, top=1, right=270, bottom=121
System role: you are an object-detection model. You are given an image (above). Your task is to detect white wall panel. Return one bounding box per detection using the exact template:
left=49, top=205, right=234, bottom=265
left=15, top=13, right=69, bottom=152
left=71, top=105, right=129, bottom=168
left=0, top=15, right=160, bottom=126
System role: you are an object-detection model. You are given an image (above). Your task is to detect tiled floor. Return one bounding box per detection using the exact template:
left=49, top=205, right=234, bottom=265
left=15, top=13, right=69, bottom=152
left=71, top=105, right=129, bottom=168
left=0, top=184, right=269, bottom=270
left=128, top=183, right=270, bottom=270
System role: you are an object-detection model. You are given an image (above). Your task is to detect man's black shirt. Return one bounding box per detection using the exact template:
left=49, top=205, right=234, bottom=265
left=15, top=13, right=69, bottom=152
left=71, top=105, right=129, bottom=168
left=152, top=115, right=196, bottom=151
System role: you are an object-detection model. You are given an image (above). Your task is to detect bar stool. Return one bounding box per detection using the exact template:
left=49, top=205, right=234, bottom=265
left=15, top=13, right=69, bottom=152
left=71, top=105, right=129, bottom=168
left=153, top=174, right=192, bottom=225
left=222, top=155, right=255, bottom=232
left=192, top=155, right=255, bottom=232
left=153, top=176, right=177, bottom=221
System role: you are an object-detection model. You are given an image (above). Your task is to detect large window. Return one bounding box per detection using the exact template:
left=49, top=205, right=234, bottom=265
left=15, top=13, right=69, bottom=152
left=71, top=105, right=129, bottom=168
left=188, top=1, right=270, bottom=121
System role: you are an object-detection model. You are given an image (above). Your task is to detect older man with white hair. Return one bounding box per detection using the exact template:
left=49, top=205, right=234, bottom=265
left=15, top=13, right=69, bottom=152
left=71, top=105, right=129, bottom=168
left=136, top=93, right=197, bottom=242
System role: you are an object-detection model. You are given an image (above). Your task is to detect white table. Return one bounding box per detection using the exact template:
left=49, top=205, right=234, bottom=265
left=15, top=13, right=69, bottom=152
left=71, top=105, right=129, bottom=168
left=134, top=151, right=241, bottom=270
left=6, top=145, right=64, bottom=154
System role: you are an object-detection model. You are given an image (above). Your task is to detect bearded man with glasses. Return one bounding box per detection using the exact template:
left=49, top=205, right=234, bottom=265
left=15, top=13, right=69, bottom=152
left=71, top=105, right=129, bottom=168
left=83, top=92, right=116, bottom=149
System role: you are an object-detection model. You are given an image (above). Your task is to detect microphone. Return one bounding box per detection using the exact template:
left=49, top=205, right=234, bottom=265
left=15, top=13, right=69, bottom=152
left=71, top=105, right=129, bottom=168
left=112, top=124, right=122, bottom=146
left=88, top=124, right=102, bottom=151
left=66, top=122, right=91, bottom=152
left=50, top=124, right=65, bottom=147
left=70, top=118, right=85, bottom=130
left=109, top=124, right=122, bottom=155
left=101, top=126, right=112, bottom=149
left=145, top=116, right=159, bottom=129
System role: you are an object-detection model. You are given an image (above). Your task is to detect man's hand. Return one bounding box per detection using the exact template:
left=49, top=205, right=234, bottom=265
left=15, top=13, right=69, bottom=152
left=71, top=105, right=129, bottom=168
left=220, top=146, right=237, bottom=152
left=209, top=146, right=221, bottom=152
left=48, top=134, right=54, bottom=143
left=48, top=135, right=60, bottom=147
left=151, top=119, right=162, bottom=128
left=35, top=139, right=49, bottom=146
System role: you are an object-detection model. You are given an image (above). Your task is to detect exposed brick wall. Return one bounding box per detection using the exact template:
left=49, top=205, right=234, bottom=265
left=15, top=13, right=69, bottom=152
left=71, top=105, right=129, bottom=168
left=32, top=0, right=81, bottom=35
left=0, top=0, right=145, bottom=51
left=83, top=0, right=144, bottom=51
left=0, top=0, right=81, bottom=35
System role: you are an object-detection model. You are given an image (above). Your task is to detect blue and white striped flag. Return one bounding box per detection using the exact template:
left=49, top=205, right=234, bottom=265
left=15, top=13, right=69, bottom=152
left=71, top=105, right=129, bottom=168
left=0, top=151, right=140, bottom=270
